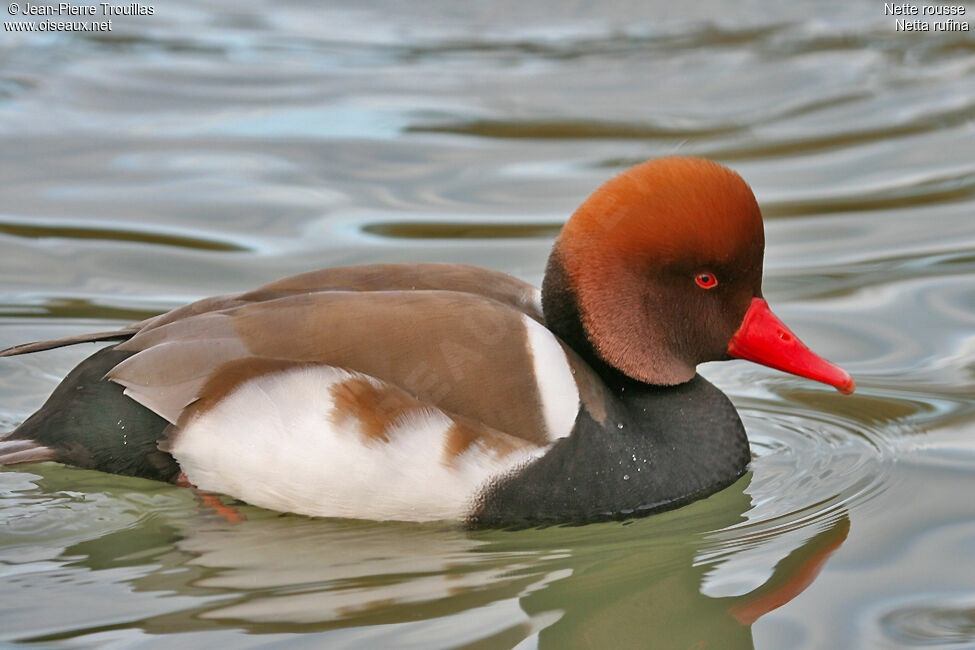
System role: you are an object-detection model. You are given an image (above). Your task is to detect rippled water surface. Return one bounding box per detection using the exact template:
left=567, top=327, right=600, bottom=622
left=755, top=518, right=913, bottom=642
left=1, top=1, right=974, bottom=648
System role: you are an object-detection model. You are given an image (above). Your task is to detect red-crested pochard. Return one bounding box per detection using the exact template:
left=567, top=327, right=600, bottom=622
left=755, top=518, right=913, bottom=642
left=0, top=157, right=854, bottom=526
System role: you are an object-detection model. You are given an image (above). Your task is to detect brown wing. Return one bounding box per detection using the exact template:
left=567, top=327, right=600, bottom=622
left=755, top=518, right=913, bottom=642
left=2, top=264, right=614, bottom=447
left=0, top=264, right=543, bottom=358
left=111, top=290, right=558, bottom=445
left=135, top=263, right=544, bottom=331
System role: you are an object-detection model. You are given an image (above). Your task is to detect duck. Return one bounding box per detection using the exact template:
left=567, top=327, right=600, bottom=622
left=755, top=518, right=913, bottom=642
left=0, top=157, right=854, bottom=527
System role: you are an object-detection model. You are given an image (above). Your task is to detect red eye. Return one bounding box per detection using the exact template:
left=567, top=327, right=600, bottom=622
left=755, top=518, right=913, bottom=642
left=695, top=273, right=718, bottom=289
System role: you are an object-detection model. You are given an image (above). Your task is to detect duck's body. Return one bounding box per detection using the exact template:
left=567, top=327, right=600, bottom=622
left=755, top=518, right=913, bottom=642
left=0, top=158, right=853, bottom=526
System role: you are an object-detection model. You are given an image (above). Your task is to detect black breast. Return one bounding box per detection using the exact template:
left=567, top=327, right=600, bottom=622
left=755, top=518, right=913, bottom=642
left=469, top=374, right=751, bottom=528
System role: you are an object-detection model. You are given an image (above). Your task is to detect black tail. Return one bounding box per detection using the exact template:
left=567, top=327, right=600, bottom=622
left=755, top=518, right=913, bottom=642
left=2, top=346, right=180, bottom=482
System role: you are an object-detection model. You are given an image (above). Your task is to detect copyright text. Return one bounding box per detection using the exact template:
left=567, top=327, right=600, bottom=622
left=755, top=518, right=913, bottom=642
left=5, top=3, right=153, bottom=32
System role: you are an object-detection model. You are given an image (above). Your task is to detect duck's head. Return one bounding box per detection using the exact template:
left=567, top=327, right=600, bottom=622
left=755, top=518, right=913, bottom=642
left=543, top=156, right=854, bottom=394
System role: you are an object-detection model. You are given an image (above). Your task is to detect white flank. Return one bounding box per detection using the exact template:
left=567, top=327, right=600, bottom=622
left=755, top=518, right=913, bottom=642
left=522, top=314, right=580, bottom=440
left=168, top=366, right=542, bottom=522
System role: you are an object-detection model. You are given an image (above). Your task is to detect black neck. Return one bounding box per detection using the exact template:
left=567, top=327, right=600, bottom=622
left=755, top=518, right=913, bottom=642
left=541, top=246, right=618, bottom=378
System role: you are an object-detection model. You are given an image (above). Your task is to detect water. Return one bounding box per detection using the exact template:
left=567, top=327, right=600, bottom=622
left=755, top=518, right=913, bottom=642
left=1, top=1, right=974, bottom=647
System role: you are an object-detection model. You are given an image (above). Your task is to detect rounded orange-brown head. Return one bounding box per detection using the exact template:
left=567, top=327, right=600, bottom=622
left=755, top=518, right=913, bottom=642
left=543, top=157, right=853, bottom=393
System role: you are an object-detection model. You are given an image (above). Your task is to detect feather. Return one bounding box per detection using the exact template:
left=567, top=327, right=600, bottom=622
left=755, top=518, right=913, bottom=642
left=0, top=328, right=137, bottom=357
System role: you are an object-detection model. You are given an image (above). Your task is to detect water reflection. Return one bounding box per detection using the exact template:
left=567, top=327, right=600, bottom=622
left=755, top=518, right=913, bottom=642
left=5, top=469, right=850, bottom=648
left=490, top=486, right=850, bottom=649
